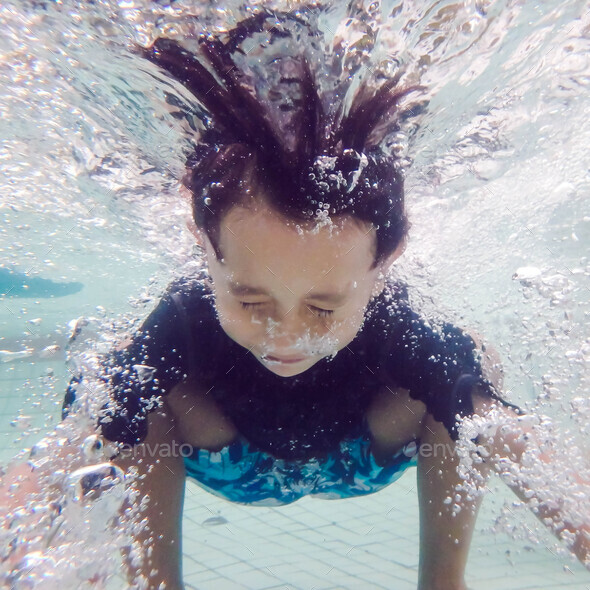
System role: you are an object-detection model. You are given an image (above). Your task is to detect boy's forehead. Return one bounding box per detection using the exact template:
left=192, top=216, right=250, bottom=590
left=213, top=207, right=377, bottom=291
left=215, top=209, right=375, bottom=279
left=222, top=204, right=374, bottom=243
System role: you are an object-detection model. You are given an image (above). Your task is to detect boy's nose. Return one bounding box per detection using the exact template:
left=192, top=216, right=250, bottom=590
left=266, top=307, right=306, bottom=342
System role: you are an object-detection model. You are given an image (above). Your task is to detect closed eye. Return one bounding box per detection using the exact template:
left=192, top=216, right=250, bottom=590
left=239, top=301, right=265, bottom=310
left=239, top=301, right=334, bottom=318
left=306, top=305, right=334, bottom=318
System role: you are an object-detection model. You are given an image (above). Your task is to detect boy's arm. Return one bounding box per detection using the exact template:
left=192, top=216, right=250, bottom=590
left=470, top=392, right=590, bottom=568
left=113, top=400, right=187, bottom=590
left=1, top=402, right=187, bottom=588
left=416, top=411, right=489, bottom=590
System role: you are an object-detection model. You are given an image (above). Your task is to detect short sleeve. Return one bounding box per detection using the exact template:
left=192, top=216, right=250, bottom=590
left=98, top=289, right=193, bottom=445
left=62, top=281, right=198, bottom=446
left=375, top=287, right=521, bottom=441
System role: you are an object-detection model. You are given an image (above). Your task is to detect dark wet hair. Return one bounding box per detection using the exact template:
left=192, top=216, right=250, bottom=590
left=141, top=10, right=414, bottom=268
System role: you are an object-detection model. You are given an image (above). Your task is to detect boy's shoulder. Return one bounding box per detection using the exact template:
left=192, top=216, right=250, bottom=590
left=363, top=279, right=414, bottom=334
left=166, top=270, right=213, bottom=298
left=163, top=271, right=216, bottom=316
left=369, top=279, right=465, bottom=342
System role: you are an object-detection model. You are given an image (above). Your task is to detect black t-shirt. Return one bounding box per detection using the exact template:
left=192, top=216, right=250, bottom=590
left=62, top=273, right=518, bottom=461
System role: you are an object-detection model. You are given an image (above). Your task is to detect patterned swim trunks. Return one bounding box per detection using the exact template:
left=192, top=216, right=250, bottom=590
left=183, top=421, right=420, bottom=506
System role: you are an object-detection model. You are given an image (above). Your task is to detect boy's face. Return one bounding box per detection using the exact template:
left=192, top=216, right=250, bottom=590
left=201, top=204, right=401, bottom=378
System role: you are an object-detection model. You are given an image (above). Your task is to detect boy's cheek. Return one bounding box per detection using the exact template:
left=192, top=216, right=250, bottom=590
left=340, top=306, right=369, bottom=335
left=215, top=316, right=254, bottom=350
left=214, top=302, right=265, bottom=344
left=214, top=304, right=248, bottom=332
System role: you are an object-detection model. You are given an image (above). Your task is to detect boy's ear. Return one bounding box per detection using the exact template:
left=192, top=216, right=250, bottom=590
left=185, top=216, right=205, bottom=246
left=371, top=238, right=407, bottom=297
left=383, top=237, right=406, bottom=272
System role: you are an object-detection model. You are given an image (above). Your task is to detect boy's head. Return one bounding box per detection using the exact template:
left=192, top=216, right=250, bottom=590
left=142, top=12, right=413, bottom=376
left=185, top=144, right=408, bottom=272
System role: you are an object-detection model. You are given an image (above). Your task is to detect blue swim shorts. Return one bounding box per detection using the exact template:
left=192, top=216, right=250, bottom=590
left=183, top=419, right=420, bottom=506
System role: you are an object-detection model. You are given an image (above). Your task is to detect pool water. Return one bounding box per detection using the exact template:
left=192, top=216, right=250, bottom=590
left=1, top=0, right=589, bottom=588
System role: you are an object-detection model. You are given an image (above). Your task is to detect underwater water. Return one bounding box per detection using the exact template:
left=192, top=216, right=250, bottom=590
left=0, top=0, right=589, bottom=588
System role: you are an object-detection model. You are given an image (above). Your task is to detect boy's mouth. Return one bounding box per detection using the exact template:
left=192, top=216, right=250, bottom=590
left=261, top=354, right=307, bottom=364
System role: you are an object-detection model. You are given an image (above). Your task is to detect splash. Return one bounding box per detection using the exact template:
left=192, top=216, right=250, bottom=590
left=0, top=307, right=164, bottom=587
left=262, top=324, right=341, bottom=360
left=0, top=424, right=138, bottom=588
left=454, top=405, right=590, bottom=566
